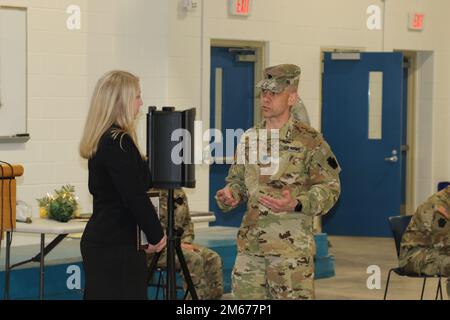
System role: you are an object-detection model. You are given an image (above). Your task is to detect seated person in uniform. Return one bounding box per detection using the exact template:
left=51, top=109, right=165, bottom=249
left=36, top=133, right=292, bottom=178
left=147, top=188, right=224, bottom=300
left=399, top=186, right=450, bottom=298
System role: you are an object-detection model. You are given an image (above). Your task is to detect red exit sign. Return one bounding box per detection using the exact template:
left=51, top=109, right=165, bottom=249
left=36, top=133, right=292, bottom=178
left=230, top=0, right=251, bottom=16
left=408, top=12, right=425, bottom=31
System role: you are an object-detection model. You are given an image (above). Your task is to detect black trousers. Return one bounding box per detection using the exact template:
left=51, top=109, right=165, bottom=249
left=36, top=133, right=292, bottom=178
left=81, top=241, right=148, bottom=300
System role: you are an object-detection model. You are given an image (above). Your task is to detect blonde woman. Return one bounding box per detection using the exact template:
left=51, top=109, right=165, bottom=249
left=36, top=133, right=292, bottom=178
left=79, top=70, right=166, bottom=300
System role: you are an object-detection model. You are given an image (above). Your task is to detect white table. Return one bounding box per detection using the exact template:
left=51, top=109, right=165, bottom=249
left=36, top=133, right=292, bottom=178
left=3, top=218, right=87, bottom=300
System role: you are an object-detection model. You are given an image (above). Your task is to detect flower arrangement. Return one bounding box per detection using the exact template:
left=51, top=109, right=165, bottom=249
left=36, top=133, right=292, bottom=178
left=36, top=185, right=79, bottom=222
left=36, top=194, right=52, bottom=218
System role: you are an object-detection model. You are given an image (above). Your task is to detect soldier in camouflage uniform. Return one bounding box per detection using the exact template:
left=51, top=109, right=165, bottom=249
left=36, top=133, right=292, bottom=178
left=147, top=188, right=223, bottom=300
left=399, top=186, right=450, bottom=298
left=215, top=64, right=341, bottom=300
left=291, top=98, right=310, bottom=125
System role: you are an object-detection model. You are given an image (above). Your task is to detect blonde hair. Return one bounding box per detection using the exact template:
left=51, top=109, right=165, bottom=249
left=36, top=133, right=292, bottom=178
left=79, top=70, right=141, bottom=159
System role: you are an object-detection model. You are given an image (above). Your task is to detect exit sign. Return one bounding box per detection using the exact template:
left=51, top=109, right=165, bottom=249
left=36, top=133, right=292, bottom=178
left=408, top=12, right=425, bottom=31
left=230, top=0, right=251, bottom=17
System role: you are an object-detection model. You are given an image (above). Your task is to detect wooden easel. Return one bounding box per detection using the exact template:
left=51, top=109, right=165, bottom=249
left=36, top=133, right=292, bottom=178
left=0, top=164, right=24, bottom=240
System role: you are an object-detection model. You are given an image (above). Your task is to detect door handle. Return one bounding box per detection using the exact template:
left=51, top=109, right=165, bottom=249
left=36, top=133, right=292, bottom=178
left=384, top=155, right=398, bottom=163
left=384, top=150, right=398, bottom=163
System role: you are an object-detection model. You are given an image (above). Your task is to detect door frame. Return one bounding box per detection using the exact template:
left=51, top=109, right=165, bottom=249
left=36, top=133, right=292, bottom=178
left=318, top=48, right=418, bottom=230
left=399, top=51, right=417, bottom=215
left=210, top=39, right=266, bottom=126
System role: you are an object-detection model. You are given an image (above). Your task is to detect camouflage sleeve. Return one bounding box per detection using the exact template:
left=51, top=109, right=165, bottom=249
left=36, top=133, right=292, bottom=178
left=414, top=190, right=450, bottom=235
left=149, top=188, right=167, bottom=230
left=296, top=140, right=341, bottom=217
left=215, top=164, right=248, bottom=212
left=174, top=189, right=195, bottom=244
left=413, top=201, right=434, bottom=235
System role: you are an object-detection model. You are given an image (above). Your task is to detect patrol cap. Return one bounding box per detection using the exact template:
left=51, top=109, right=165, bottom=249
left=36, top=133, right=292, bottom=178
left=256, top=64, right=301, bottom=93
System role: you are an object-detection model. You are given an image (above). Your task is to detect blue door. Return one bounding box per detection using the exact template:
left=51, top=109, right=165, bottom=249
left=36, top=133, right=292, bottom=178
left=209, top=47, right=255, bottom=227
left=322, top=52, right=404, bottom=237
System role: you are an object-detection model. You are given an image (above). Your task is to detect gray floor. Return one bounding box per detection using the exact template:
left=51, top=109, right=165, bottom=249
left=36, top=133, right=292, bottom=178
left=315, top=236, right=448, bottom=300
left=223, top=235, right=448, bottom=300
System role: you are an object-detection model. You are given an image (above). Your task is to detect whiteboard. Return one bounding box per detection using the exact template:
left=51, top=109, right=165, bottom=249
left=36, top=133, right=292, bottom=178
left=0, top=7, right=27, bottom=137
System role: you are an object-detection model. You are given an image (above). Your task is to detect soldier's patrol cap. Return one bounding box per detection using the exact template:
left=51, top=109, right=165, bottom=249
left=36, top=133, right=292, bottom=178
left=256, top=64, right=301, bottom=93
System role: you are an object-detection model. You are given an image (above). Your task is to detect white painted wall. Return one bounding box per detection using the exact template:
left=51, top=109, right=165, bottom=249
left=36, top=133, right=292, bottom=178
left=0, top=0, right=169, bottom=215
left=168, top=0, right=450, bottom=211
left=0, top=0, right=448, bottom=218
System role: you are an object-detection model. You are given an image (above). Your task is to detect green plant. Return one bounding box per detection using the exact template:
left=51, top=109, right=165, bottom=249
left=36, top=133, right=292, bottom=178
left=38, top=185, right=78, bottom=223
left=36, top=194, right=52, bottom=208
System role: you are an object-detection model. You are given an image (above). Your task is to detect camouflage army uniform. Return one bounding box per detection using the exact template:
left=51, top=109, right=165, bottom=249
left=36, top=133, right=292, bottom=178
left=148, top=188, right=223, bottom=300
left=216, top=116, right=341, bottom=300
left=291, top=99, right=310, bottom=125
left=399, top=186, right=450, bottom=298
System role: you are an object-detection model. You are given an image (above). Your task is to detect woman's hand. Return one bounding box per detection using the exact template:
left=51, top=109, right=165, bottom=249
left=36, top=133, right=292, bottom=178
left=144, top=234, right=167, bottom=254
left=181, top=243, right=196, bottom=252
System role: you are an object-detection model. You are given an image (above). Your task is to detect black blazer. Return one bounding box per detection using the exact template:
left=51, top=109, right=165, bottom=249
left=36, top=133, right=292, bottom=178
left=82, top=126, right=164, bottom=247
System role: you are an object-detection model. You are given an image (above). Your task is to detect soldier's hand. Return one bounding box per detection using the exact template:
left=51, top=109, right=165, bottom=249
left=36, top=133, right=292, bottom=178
left=437, top=206, right=449, bottom=220
left=181, top=243, right=196, bottom=252
left=216, top=188, right=239, bottom=207
left=259, top=190, right=298, bottom=213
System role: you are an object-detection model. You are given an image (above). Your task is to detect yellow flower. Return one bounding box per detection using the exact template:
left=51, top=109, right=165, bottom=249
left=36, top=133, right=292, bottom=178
left=39, top=207, right=48, bottom=219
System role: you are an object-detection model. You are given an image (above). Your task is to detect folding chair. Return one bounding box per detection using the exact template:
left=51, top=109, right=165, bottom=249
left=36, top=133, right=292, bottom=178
left=384, top=215, right=444, bottom=300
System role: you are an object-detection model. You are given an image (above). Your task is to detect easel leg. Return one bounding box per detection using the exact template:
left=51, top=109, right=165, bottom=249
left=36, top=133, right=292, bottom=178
left=147, top=251, right=162, bottom=284
left=39, top=233, right=45, bottom=300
